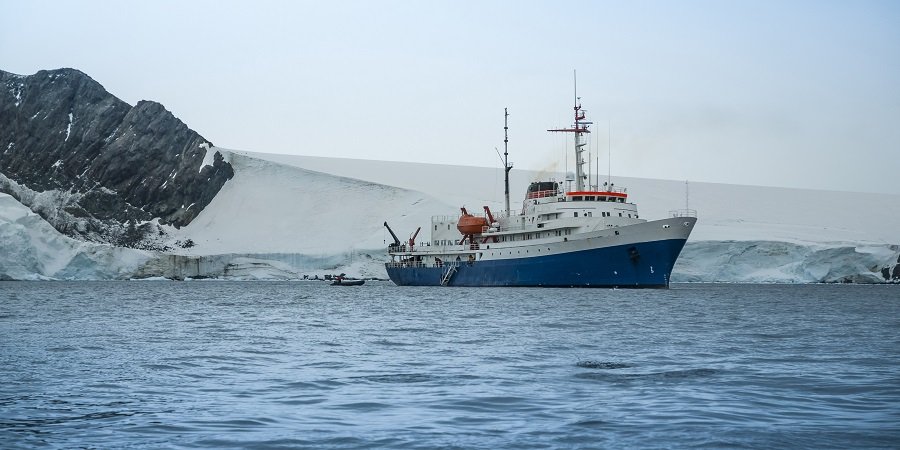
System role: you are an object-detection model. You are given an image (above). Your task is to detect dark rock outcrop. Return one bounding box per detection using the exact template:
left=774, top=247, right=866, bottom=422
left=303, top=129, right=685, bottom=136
left=1, top=68, right=233, bottom=246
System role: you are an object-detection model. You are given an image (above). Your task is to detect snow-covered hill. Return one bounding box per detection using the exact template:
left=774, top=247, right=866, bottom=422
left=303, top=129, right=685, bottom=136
left=236, top=151, right=898, bottom=246
left=2, top=149, right=898, bottom=282
left=166, top=151, right=453, bottom=255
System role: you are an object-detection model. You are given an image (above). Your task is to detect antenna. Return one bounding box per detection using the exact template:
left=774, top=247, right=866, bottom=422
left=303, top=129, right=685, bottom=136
left=503, top=108, right=512, bottom=217
left=588, top=135, right=592, bottom=190
left=548, top=69, right=592, bottom=192
left=685, top=180, right=690, bottom=211
left=607, top=119, right=611, bottom=188
left=595, top=123, right=599, bottom=190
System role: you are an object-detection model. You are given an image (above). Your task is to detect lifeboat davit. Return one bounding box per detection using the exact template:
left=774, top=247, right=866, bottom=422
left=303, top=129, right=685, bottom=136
left=457, top=208, right=488, bottom=235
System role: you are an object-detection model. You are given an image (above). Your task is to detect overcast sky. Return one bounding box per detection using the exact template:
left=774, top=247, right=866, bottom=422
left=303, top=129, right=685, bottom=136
left=3, top=0, right=898, bottom=194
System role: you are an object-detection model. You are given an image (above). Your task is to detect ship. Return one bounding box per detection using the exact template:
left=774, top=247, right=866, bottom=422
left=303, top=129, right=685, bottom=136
left=383, top=89, right=697, bottom=288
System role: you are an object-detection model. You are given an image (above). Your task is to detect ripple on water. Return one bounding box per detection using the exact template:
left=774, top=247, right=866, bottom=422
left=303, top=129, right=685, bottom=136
left=575, top=360, right=632, bottom=369
left=569, top=419, right=608, bottom=428
left=575, top=367, right=719, bottom=383
left=280, top=379, right=346, bottom=391
left=371, top=339, right=415, bottom=347
left=348, top=373, right=436, bottom=384
left=329, top=401, right=393, bottom=411
left=432, top=396, right=540, bottom=414
left=187, top=417, right=279, bottom=430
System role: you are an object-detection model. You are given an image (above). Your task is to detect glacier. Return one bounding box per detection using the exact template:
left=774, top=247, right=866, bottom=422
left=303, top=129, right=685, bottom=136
left=0, top=193, right=152, bottom=280
left=1, top=149, right=898, bottom=283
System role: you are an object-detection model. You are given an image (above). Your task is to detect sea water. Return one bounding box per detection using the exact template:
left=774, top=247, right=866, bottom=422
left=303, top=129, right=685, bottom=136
left=1, top=282, right=898, bottom=449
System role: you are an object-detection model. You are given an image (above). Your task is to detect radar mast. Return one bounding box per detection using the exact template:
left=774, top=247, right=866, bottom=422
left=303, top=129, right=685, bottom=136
left=548, top=70, right=592, bottom=192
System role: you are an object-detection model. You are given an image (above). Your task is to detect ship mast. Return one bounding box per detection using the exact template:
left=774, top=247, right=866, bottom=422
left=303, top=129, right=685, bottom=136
left=503, top=108, right=512, bottom=217
left=548, top=70, right=592, bottom=192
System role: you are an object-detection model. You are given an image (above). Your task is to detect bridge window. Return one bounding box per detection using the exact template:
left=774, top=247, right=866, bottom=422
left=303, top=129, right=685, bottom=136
left=573, top=196, right=583, bottom=201
left=586, top=196, right=595, bottom=201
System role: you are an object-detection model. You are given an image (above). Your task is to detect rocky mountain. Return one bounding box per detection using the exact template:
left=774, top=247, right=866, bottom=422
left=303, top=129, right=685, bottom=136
left=1, top=68, right=233, bottom=247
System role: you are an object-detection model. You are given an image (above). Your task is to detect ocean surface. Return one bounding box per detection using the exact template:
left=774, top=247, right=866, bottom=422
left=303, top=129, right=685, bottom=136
left=1, top=282, right=898, bottom=449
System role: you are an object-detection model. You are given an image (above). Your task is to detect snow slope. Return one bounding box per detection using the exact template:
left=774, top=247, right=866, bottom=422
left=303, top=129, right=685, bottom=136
left=233, top=151, right=898, bottom=246
left=167, top=150, right=454, bottom=255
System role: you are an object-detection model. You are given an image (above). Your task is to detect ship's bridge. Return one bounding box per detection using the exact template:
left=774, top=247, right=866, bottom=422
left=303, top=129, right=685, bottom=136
left=565, top=187, right=628, bottom=203
left=522, top=182, right=641, bottom=222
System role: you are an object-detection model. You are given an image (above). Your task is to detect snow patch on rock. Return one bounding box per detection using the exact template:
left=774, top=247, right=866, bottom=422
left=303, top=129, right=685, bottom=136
left=64, top=112, right=73, bottom=141
left=198, top=142, right=215, bottom=173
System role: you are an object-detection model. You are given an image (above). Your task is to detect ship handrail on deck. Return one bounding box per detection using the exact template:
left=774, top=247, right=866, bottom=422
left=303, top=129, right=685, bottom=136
left=669, top=209, right=698, bottom=218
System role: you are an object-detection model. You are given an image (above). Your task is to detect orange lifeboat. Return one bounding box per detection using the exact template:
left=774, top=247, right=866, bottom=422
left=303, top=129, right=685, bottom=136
left=457, top=208, right=488, bottom=235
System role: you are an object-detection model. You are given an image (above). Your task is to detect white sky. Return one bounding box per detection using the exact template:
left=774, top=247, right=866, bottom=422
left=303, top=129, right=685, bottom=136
left=2, top=0, right=898, bottom=194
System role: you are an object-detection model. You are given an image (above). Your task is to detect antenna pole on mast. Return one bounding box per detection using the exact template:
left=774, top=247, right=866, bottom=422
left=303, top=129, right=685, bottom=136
left=607, top=119, right=611, bottom=188
left=596, top=120, right=600, bottom=190
left=503, top=108, right=512, bottom=217
left=548, top=69, right=591, bottom=192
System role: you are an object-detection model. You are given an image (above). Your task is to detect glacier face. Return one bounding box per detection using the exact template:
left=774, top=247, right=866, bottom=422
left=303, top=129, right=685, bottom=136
left=0, top=194, right=153, bottom=280
left=673, top=240, right=899, bottom=284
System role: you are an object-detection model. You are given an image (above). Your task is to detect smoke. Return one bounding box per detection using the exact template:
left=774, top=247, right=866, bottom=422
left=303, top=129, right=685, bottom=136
left=532, top=160, right=560, bottom=182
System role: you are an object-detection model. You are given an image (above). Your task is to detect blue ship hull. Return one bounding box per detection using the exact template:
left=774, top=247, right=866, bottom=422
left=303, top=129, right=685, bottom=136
left=385, top=238, right=688, bottom=288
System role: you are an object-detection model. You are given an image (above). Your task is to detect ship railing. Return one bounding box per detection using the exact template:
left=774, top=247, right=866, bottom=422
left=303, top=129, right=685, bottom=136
left=525, top=189, right=559, bottom=199
left=432, top=214, right=464, bottom=222
left=388, top=244, right=410, bottom=253
left=386, top=260, right=465, bottom=269
left=386, top=261, right=429, bottom=269
left=481, top=222, right=529, bottom=234
left=669, top=209, right=698, bottom=218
